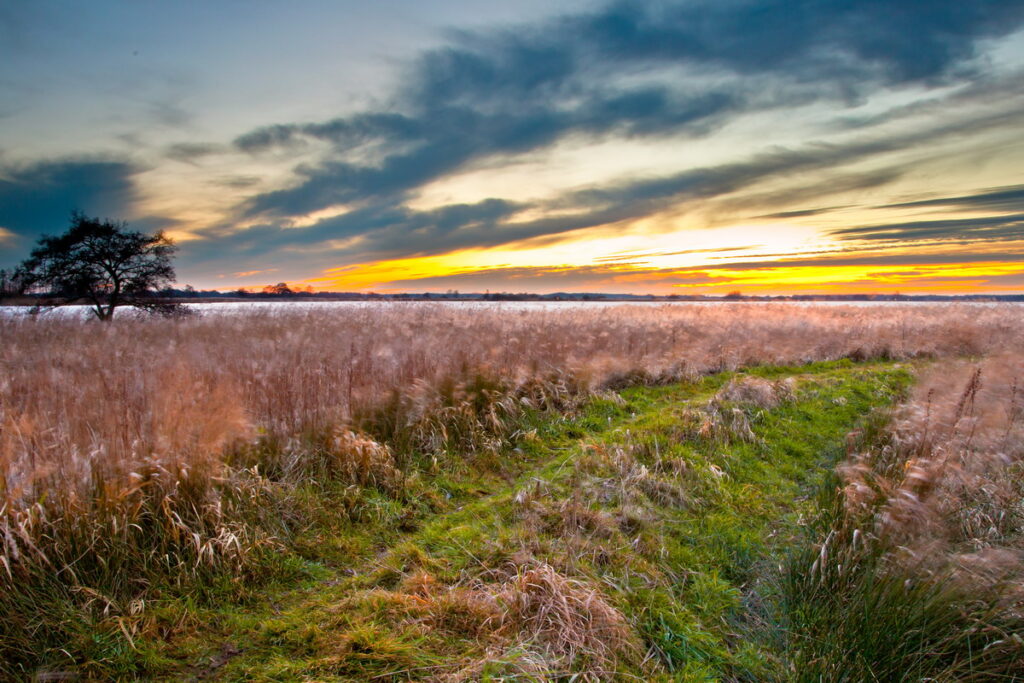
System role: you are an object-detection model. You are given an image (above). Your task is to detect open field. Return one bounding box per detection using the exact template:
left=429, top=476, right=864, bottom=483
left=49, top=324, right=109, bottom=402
left=2, top=304, right=1023, bottom=679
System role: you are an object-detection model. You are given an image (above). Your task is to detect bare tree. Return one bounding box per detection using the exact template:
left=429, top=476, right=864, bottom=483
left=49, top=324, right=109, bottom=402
left=16, top=212, right=182, bottom=320
left=0, top=269, right=17, bottom=299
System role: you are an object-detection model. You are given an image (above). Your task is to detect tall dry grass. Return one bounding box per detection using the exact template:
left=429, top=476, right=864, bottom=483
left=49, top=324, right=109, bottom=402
left=1, top=302, right=1022, bottom=671
left=787, top=351, right=1024, bottom=679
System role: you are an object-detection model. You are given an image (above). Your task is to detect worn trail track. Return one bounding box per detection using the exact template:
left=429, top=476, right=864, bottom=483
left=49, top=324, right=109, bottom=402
left=160, top=360, right=910, bottom=681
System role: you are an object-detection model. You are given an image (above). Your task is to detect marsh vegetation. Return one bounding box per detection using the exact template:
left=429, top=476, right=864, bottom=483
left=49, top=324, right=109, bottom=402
left=2, top=303, right=1023, bottom=679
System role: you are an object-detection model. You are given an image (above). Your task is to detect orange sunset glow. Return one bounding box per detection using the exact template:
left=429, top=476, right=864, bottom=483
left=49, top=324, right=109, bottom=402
left=2, top=1, right=1024, bottom=296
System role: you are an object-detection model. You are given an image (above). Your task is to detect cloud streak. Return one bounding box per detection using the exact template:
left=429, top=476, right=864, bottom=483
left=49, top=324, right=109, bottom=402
left=881, top=185, right=1024, bottom=213
left=831, top=214, right=1024, bottom=243
left=0, top=158, right=142, bottom=265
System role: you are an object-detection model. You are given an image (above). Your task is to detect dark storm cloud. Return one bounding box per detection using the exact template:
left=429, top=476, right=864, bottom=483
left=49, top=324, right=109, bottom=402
left=571, top=0, right=1023, bottom=84
left=233, top=113, right=426, bottom=153
left=182, top=197, right=523, bottom=264
left=0, top=158, right=141, bottom=255
left=240, top=87, right=743, bottom=218
left=182, top=101, right=1024, bottom=269
left=188, top=146, right=846, bottom=264
left=233, top=0, right=1024, bottom=225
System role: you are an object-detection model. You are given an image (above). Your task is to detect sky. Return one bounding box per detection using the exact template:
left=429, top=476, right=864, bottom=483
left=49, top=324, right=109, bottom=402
left=2, top=0, right=1024, bottom=295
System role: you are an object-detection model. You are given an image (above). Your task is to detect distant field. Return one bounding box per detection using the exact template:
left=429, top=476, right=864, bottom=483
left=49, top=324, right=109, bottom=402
left=3, top=298, right=1024, bottom=319
left=2, top=304, right=1022, bottom=679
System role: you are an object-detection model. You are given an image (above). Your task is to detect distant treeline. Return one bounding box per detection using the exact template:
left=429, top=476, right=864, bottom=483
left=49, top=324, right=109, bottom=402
left=91, top=286, right=1024, bottom=303
left=3, top=278, right=1024, bottom=305
left=58, top=290, right=1024, bottom=302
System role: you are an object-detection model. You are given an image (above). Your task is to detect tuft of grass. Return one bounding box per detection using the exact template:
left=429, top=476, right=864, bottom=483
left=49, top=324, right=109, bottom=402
left=495, top=563, right=643, bottom=672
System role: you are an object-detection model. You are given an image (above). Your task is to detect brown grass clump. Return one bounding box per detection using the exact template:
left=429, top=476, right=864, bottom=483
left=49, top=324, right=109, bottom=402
left=698, top=403, right=757, bottom=443
left=514, top=483, right=619, bottom=541
left=714, top=376, right=795, bottom=409
left=494, top=563, right=641, bottom=672
left=427, top=585, right=505, bottom=643
left=398, top=564, right=640, bottom=681
left=327, top=429, right=403, bottom=493
left=696, top=376, right=797, bottom=444
left=344, top=562, right=641, bottom=681
left=577, top=442, right=690, bottom=514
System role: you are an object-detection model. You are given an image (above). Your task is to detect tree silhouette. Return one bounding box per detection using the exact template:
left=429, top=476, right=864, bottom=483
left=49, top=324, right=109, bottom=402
left=16, top=212, right=181, bottom=320
left=262, top=282, right=293, bottom=296
left=0, top=269, right=21, bottom=299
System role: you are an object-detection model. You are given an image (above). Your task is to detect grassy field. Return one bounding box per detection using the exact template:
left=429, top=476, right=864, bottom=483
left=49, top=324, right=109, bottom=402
left=170, top=360, right=911, bottom=681
left=3, top=304, right=1023, bottom=679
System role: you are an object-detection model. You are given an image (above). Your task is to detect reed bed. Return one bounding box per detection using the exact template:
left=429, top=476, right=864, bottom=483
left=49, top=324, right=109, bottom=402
left=786, top=351, right=1024, bottom=680
left=1, top=302, right=1022, bottom=672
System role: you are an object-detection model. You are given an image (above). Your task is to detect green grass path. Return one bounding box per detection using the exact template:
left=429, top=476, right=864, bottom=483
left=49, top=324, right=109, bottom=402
left=152, top=360, right=911, bottom=681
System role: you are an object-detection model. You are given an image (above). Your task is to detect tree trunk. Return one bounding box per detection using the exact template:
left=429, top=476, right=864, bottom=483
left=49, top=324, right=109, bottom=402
left=105, top=280, right=121, bottom=320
